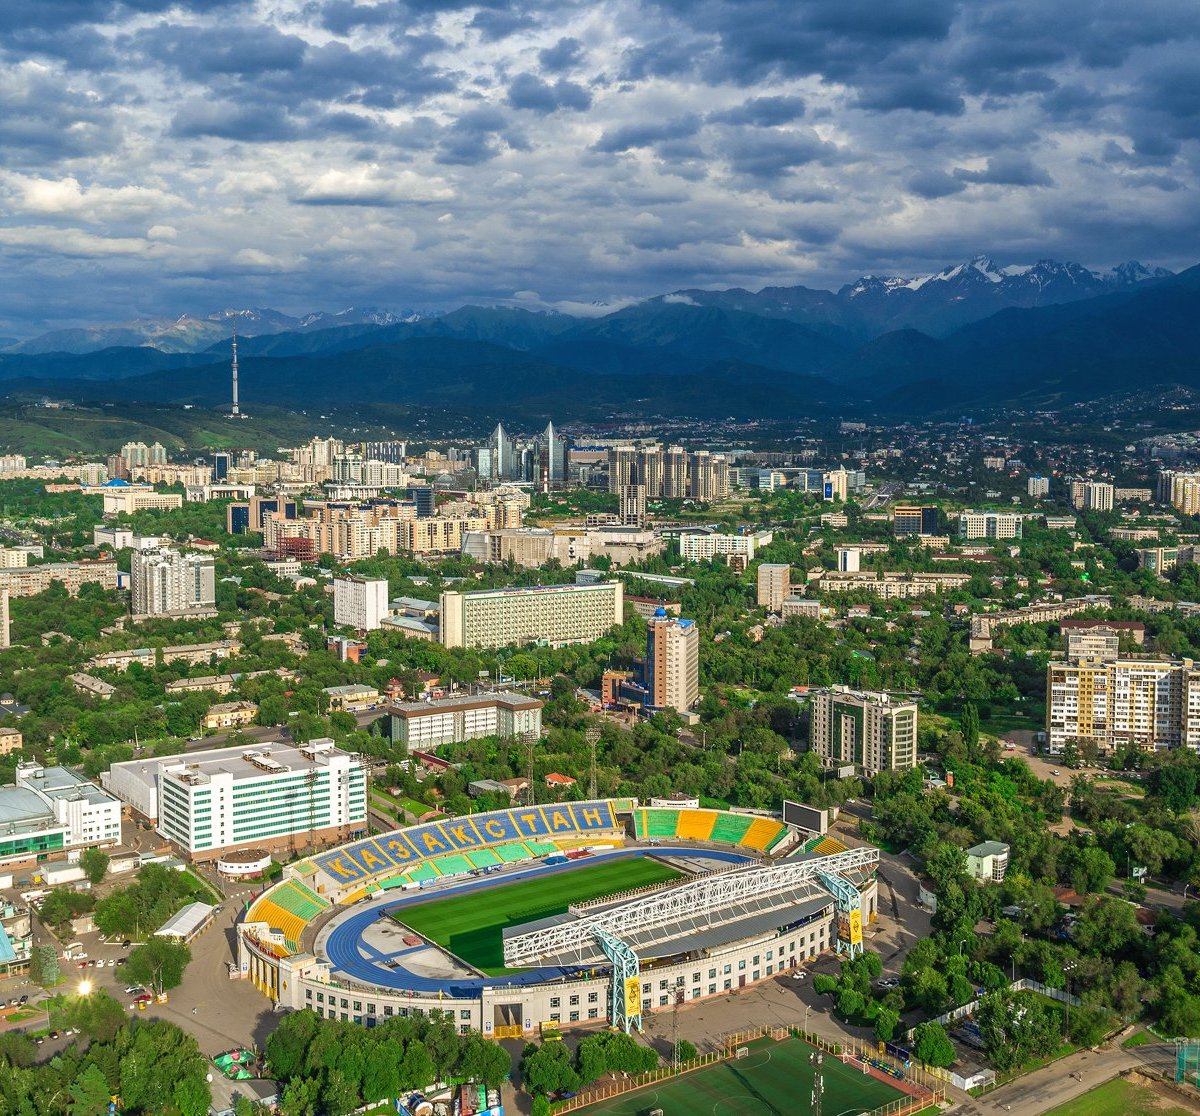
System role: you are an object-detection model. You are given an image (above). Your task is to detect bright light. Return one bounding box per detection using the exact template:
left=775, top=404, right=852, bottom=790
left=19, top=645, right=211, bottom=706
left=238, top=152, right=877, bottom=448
left=78, top=979, right=93, bottom=995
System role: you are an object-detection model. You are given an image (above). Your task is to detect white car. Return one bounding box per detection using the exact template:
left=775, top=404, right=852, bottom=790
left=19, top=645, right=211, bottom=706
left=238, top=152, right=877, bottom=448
left=791, top=971, right=806, bottom=981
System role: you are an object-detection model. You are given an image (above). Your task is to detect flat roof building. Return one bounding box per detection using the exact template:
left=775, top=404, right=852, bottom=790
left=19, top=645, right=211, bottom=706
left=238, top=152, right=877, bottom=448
left=439, top=581, right=623, bottom=649
left=102, top=740, right=367, bottom=861
left=390, top=692, right=544, bottom=749
left=0, top=764, right=120, bottom=867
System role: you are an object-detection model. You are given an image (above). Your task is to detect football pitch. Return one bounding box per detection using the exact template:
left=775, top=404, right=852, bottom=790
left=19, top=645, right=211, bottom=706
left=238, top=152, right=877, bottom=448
left=396, top=858, right=683, bottom=974
left=585, top=1038, right=914, bottom=1116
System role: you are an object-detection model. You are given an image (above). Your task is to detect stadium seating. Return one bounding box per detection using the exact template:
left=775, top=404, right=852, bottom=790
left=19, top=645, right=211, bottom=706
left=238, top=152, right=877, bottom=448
left=708, top=812, right=754, bottom=845
left=467, top=848, right=502, bottom=869
left=433, top=854, right=474, bottom=878
left=641, top=809, right=681, bottom=838
left=810, top=836, right=847, bottom=857
left=496, top=841, right=534, bottom=864
left=526, top=840, right=558, bottom=856
left=742, top=817, right=788, bottom=851
left=246, top=879, right=334, bottom=952
left=406, top=862, right=439, bottom=883
left=676, top=810, right=717, bottom=841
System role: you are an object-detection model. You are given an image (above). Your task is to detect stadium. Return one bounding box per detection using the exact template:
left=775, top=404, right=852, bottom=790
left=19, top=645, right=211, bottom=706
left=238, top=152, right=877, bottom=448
left=237, top=799, right=880, bottom=1041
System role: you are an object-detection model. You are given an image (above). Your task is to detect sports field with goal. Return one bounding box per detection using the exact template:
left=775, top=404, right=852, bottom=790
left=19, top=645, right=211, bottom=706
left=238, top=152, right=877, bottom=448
left=396, top=858, right=682, bottom=974
left=584, top=1037, right=918, bottom=1116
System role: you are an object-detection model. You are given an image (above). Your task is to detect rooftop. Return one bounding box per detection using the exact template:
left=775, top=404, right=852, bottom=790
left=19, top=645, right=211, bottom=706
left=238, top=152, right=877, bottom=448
left=155, top=901, right=215, bottom=939
left=0, top=786, right=55, bottom=829
left=111, top=740, right=358, bottom=793
left=389, top=691, right=543, bottom=717
left=17, top=765, right=117, bottom=810
left=967, top=841, right=1010, bottom=858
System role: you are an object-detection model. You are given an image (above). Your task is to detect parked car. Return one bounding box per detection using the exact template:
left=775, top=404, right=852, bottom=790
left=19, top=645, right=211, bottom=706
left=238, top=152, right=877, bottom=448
left=877, top=977, right=900, bottom=989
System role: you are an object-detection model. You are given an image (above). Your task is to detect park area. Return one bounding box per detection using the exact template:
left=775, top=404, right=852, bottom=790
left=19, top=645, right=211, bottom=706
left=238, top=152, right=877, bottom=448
left=582, top=1037, right=920, bottom=1116
left=396, top=858, right=682, bottom=974
left=1044, top=1075, right=1200, bottom=1116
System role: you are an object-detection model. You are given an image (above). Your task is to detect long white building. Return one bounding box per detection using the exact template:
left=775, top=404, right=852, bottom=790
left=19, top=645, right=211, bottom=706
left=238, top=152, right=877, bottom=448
left=389, top=692, right=544, bottom=748
left=102, top=740, right=367, bottom=861
left=678, top=530, right=773, bottom=563
left=439, top=581, right=623, bottom=649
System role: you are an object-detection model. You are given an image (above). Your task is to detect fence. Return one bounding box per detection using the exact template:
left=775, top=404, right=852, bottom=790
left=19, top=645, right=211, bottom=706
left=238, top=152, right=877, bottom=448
left=552, top=1024, right=945, bottom=1115
left=903, top=978, right=1082, bottom=1041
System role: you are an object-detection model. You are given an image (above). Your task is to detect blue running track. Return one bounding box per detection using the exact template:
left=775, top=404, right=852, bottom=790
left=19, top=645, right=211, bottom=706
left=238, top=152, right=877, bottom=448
left=322, top=846, right=749, bottom=997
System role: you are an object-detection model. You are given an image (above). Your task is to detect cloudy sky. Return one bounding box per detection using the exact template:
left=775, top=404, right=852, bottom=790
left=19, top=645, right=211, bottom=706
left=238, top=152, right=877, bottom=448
left=2, top=0, right=1198, bottom=334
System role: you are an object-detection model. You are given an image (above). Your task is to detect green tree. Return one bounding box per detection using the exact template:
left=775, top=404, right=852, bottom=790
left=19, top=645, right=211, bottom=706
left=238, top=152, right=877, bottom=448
left=531, top=1096, right=552, bottom=1116
left=70, top=1063, right=112, bottom=1115
left=675, top=1039, right=698, bottom=1063
left=31, top=944, right=59, bottom=987
left=79, top=848, right=110, bottom=885
left=521, top=1042, right=579, bottom=1096
left=125, top=937, right=190, bottom=991
left=874, top=1008, right=901, bottom=1042
left=912, top=1022, right=955, bottom=1068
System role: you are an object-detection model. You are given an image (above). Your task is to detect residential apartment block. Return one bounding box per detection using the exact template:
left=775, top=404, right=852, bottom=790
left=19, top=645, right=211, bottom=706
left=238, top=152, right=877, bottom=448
left=439, top=581, right=623, bottom=649
left=131, top=548, right=216, bottom=616
left=809, top=687, right=919, bottom=776
left=678, top=530, right=773, bottom=563
left=333, top=575, right=390, bottom=631
left=808, top=570, right=971, bottom=599
left=646, top=611, right=700, bottom=714
left=892, top=505, right=939, bottom=537
left=757, top=563, right=790, bottom=611
left=1047, top=655, right=1200, bottom=754
left=0, top=559, right=117, bottom=598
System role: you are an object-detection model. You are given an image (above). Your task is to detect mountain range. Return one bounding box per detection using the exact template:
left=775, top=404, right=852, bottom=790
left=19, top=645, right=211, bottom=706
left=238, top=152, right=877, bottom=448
left=0, top=255, right=1195, bottom=422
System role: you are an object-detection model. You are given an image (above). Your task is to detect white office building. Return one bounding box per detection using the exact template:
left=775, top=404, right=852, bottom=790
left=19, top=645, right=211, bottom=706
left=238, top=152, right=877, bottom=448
left=390, top=693, right=544, bottom=748
left=102, top=740, right=367, bottom=860
left=333, top=575, right=390, bottom=631
left=12, top=763, right=121, bottom=852
left=958, top=511, right=1025, bottom=540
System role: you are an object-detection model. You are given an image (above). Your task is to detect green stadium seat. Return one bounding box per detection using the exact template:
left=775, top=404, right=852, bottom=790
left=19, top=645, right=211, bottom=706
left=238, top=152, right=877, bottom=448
left=709, top=813, right=754, bottom=846
left=495, top=842, right=532, bottom=864
left=526, top=840, right=557, bottom=856
left=406, top=862, right=439, bottom=883
left=434, top=854, right=473, bottom=877
left=467, top=849, right=502, bottom=869
left=645, top=810, right=681, bottom=838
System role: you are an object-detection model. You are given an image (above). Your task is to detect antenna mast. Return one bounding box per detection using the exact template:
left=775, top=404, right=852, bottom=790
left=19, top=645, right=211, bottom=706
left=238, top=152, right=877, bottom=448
left=230, top=328, right=242, bottom=418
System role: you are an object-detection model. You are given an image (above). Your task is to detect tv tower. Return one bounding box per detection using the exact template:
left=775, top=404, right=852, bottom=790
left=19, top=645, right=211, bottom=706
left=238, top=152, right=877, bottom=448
left=230, top=329, right=244, bottom=418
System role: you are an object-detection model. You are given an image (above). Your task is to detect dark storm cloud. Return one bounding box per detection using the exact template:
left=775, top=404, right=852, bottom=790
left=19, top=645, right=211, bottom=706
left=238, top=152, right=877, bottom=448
left=954, top=154, right=1053, bottom=187
left=907, top=170, right=967, bottom=198
left=594, top=116, right=702, bottom=153
left=507, top=73, right=592, bottom=112
left=171, top=100, right=300, bottom=142
left=538, top=37, right=584, bottom=73
left=709, top=96, right=806, bottom=126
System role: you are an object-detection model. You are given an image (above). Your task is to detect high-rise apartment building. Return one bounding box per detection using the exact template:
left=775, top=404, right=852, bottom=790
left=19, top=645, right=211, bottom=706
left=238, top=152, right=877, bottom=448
left=0, top=588, right=9, bottom=650
left=1047, top=656, right=1200, bottom=754
left=893, top=505, right=939, bottom=537
left=837, top=547, right=861, bottom=573
left=689, top=451, right=729, bottom=501
left=333, top=575, right=390, bottom=631
left=619, top=484, right=646, bottom=528
left=1027, top=475, right=1050, bottom=498
left=663, top=446, right=689, bottom=499
left=608, top=446, right=639, bottom=495
left=678, top=530, right=773, bottom=563
left=1070, top=479, right=1114, bottom=512
left=958, top=511, right=1025, bottom=539
left=1159, top=472, right=1200, bottom=515
left=363, top=440, right=407, bottom=464
left=646, top=610, right=699, bottom=714
left=809, top=687, right=918, bottom=775
left=757, top=563, right=790, bottom=611
left=131, top=548, right=216, bottom=616
left=226, top=495, right=297, bottom=535
left=439, top=581, right=623, bottom=649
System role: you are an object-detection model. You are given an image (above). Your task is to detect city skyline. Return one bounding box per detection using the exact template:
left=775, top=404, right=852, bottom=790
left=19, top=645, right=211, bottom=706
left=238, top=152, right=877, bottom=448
left=3, top=0, right=1198, bottom=334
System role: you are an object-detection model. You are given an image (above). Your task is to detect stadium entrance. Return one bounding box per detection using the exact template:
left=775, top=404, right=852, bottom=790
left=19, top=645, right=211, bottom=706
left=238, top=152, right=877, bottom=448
left=494, top=1003, right=523, bottom=1040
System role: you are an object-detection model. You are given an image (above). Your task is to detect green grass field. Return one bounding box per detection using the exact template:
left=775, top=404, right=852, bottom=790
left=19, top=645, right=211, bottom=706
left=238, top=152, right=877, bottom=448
left=585, top=1038, right=911, bottom=1116
left=397, top=859, right=682, bottom=974
left=1043, top=1076, right=1196, bottom=1116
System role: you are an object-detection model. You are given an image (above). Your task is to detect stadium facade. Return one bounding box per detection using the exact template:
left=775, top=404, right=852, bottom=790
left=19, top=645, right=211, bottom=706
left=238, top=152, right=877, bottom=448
left=237, top=799, right=878, bottom=1039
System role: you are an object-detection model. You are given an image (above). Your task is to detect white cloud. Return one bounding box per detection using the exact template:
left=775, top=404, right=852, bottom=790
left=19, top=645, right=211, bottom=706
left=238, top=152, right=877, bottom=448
left=295, top=167, right=456, bottom=206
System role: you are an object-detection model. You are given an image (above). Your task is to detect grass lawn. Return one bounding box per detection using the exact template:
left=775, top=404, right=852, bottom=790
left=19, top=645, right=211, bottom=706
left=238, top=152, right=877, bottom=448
left=583, top=1037, right=910, bottom=1116
left=1043, top=1076, right=1197, bottom=1116
left=398, top=859, right=682, bottom=974
left=1121, top=1031, right=1155, bottom=1049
